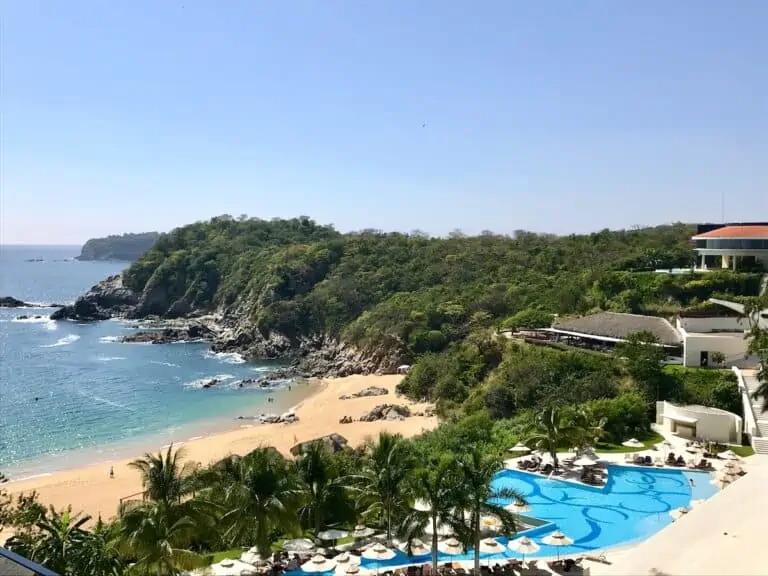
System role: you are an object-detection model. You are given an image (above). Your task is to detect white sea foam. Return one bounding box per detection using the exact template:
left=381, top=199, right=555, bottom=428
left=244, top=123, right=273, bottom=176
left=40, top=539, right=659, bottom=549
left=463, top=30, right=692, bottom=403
left=250, top=365, right=272, bottom=373
left=150, top=361, right=180, bottom=368
left=11, top=315, right=57, bottom=330
left=90, top=395, right=130, bottom=410
left=204, top=350, right=246, bottom=364
left=99, top=335, right=120, bottom=343
left=183, top=374, right=236, bottom=389
left=41, top=334, right=80, bottom=348
left=6, top=472, right=53, bottom=484
left=97, top=356, right=126, bottom=362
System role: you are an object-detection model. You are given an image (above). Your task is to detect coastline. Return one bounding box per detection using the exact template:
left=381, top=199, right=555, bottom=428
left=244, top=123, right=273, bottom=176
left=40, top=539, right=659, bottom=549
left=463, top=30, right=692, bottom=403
left=4, top=374, right=437, bottom=522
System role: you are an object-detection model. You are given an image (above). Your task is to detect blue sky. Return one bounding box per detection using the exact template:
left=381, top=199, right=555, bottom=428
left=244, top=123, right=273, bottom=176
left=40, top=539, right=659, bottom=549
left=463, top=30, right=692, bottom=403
left=3, top=1, right=767, bottom=244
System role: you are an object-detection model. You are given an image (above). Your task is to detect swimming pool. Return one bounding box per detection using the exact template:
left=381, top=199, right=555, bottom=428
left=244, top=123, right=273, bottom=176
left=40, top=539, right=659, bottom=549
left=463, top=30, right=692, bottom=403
left=489, top=464, right=718, bottom=557
left=286, top=465, right=719, bottom=574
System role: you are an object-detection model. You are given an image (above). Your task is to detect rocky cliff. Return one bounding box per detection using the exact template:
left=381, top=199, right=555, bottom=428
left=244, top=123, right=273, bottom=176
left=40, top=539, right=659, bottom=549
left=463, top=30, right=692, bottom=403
left=76, top=232, right=160, bottom=261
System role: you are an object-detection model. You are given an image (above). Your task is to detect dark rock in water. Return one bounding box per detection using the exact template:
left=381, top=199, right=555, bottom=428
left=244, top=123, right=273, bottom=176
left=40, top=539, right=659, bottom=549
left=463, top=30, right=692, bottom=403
left=120, top=324, right=215, bottom=344
left=51, top=275, right=137, bottom=321
left=202, top=378, right=219, bottom=389
left=0, top=296, right=32, bottom=308
left=16, top=315, right=29, bottom=320
left=358, top=404, right=411, bottom=422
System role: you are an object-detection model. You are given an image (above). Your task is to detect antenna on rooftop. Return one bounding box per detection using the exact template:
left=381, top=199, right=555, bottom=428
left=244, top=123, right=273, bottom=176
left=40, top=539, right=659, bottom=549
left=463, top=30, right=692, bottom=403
left=721, top=191, right=725, bottom=223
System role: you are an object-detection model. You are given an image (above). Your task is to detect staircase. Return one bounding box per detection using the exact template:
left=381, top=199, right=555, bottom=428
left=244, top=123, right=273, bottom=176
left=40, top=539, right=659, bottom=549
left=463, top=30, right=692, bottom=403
left=738, top=368, right=768, bottom=454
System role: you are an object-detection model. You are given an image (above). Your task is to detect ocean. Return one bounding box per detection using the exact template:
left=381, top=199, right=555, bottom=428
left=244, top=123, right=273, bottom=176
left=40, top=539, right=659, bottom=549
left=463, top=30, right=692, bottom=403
left=0, top=245, right=303, bottom=479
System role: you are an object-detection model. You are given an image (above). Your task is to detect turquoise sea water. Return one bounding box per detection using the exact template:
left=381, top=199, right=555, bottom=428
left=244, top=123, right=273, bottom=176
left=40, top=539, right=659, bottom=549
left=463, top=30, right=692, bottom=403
left=0, top=246, right=300, bottom=478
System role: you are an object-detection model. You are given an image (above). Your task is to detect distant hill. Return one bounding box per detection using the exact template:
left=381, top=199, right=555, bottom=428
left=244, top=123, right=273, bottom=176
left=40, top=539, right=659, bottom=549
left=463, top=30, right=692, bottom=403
left=76, top=232, right=161, bottom=261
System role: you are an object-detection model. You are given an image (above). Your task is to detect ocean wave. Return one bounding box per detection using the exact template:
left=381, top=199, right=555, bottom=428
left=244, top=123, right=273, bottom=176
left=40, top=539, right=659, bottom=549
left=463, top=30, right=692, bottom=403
left=204, top=350, right=245, bottom=364
left=150, top=361, right=180, bottom=368
left=90, top=395, right=131, bottom=410
left=41, top=334, right=80, bottom=348
left=183, top=374, right=236, bottom=389
left=11, top=315, right=57, bottom=330
left=99, top=335, right=120, bottom=343
left=96, top=356, right=126, bottom=362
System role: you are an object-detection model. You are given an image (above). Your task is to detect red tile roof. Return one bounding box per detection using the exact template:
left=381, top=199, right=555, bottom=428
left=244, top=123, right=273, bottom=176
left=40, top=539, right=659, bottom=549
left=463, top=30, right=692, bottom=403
left=692, top=225, right=768, bottom=239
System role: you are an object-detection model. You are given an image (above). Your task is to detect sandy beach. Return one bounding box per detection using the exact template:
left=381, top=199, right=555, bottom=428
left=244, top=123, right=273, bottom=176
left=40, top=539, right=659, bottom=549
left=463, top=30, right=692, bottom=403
left=4, top=374, right=436, bottom=523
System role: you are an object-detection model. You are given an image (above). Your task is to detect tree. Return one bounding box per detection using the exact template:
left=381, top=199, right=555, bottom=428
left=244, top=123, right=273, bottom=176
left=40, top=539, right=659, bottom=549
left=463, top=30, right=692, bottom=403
left=128, top=444, right=199, bottom=506
left=566, top=405, right=607, bottom=449
left=743, top=295, right=768, bottom=413
left=454, top=449, right=527, bottom=576
left=295, top=440, right=355, bottom=534
left=358, top=432, right=415, bottom=544
left=614, top=331, right=668, bottom=403
left=525, top=405, right=580, bottom=468
left=201, top=448, right=301, bottom=555
left=79, top=518, right=126, bottom=576
left=710, top=351, right=726, bottom=367
left=398, top=457, right=465, bottom=576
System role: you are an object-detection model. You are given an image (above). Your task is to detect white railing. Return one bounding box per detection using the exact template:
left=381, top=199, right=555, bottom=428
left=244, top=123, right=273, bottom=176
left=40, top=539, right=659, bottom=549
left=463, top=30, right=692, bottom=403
left=733, top=366, right=759, bottom=439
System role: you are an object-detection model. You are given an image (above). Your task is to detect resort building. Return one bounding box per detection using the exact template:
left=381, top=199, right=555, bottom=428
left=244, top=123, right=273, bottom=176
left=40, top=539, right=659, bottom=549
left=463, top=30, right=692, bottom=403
left=655, top=401, right=742, bottom=444
left=675, top=305, right=752, bottom=368
left=692, top=222, right=768, bottom=270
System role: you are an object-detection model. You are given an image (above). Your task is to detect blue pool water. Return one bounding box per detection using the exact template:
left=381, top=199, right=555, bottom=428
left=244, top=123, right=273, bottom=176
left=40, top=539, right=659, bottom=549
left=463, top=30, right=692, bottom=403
left=287, top=465, right=718, bottom=574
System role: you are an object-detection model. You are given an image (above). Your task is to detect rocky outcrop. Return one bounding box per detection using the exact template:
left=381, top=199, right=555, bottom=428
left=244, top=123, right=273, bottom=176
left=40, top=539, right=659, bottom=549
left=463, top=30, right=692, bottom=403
left=339, top=386, right=389, bottom=400
left=0, top=296, right=32, bottom=308
left=51, top=276, right=138, bottom=321
left=120, top=324, right=215, bottom=344
left=77, top=232, right=160, bottom=262
left=359, top=404, right=411, bottom=422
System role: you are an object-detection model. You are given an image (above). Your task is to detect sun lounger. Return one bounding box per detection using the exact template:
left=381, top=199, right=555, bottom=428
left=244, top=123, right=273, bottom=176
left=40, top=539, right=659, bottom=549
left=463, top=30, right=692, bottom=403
left=654, top=457, right=664, bottom=467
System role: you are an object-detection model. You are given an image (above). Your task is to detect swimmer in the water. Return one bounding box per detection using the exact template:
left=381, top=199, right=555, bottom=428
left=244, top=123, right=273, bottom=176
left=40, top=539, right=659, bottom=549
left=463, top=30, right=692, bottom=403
left=689, top=478, right=695, bottom=487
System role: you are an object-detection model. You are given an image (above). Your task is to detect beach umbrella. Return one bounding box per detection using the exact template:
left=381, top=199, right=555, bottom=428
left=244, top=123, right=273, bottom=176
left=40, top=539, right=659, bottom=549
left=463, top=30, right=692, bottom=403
left=210, top=559, right=258, bottom=575
left=413, top=499, right=432, bottom=512
left=342, top=565, right=371, bottom=576
left=361, top=544, right=396, bottom=562
left=669, top=507, right=690, bottom=521
left=573, top=455, right=599, bottom=467
left=508, top=537, right=540, bottom=562
left=397, top=538, right=430, bottom=557
left=621, top=438, right=644, bottom=448
left=478, top=537, right=504, bottom=555
left=284, top=538, right=316, bottom=553
left=478, top=514, right=503, bottom=532
left=351, top=524, right=376, bottom=539
left=505, top=500, right=531, bottom=515
left=508, top=442, right=531, bottom=453
left=720, top=450, right=740, bottom=460
left=437, top=537, right=464, bottom=556
left=541, top=530, right=574, bottom=561
left=334, top=553, right=361, bottom=574
left=318, top=529, right=350, bottom=541
left=302, top=555, right=337, bottom=573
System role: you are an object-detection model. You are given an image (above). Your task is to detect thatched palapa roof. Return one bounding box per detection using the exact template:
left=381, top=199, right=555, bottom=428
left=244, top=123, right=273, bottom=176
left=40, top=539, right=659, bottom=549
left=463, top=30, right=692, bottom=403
left=551, top=312, right=681, bottom=346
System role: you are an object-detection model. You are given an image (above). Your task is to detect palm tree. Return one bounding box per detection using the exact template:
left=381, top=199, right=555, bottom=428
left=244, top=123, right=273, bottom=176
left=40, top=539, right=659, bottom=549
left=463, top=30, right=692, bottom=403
left=26, top=506, right=90, bottom=576
left=203, top=447, right=302, bottom=555
left=128, top=443, right=199, bottom=505
left=398, top=457, right=465, bottom=576
left=568, top=406, right=606, bottom=450
left=525, top=405, right=579, bottom=468
left=79, top=517, right=126, bottom=576
left=358, top=432, right=415, bottom=544
left=295, top=440, right=354, bottom=534
left=454, top=449, right=527, bottom=576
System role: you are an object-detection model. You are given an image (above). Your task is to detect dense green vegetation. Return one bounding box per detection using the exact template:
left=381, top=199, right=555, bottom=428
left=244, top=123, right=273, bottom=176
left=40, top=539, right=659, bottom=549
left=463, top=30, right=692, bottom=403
left=77, top=232, right=161, bottom=261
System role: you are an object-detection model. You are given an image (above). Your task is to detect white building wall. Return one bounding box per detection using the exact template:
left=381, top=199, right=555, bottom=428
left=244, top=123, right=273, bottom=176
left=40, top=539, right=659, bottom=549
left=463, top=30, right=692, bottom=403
left=677, top=316, right=748, bottom=333
left=656, top=401, right=742, bottom=444
left=682, top=334, right=749, bottom=367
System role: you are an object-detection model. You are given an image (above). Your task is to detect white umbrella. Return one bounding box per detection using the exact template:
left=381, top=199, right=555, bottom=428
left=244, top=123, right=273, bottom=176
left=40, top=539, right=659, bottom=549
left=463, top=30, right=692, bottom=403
left=478, top=514, right=502, bottom=532
left=210, top=559, right=259, bottom=575
left=398, top=538, right=430, bottom=556
left=541, top=530, right=574, bottom=561
left=351, top=524, right=376, bottom=539
left=621, top=438, right=644, bottom=448
left=361, top=544, right=396, bottom=562
left=573, top=455, right=599, bottom=467
left=505, top=500, right=531, bottom=514
left=669, top=507, right=690, bottom=521
left=508, top=442, right=531, bottom=453
left=284, top=538, right=316, bottom=553
left=722, top=460, right=738, bottom=469
left=478, top=537, right=504, bottom=555
left=302, top=555, right=337, bottom=573
left=342, top=565, right=371, bottom=576
left=334, top=553, right=361, bottom=574
left=413, top=499, right=431, bottom=512
left=719, top=450, right=740, bottom=460
left=437, top=537, right=464, bottom=556
left=508, top=537, right=540, bottom=561
left=318, top=529, right=350, bottom=541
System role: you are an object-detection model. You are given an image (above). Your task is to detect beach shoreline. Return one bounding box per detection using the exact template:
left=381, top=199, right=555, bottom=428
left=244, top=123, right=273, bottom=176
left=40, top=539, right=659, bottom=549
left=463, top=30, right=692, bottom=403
left=4, top=374, right=437, bottom=523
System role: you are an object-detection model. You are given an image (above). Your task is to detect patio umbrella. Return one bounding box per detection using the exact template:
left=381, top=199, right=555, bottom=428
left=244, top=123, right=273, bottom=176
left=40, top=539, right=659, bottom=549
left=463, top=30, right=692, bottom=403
left=318, top=529, right=350, bottom=541
left=508, top=442, right=531, bottom=453
left=351, top=524, right=376, bottom=539
left=541, top=530, right=574, bottom=561
left=719, top=450, right=740, bottom=460
left=413, top=499, right=431, bottom=512
left=284, top=538, right=316, bottom=553
left=398, top=538, right=430, bottom=557
left=478, top=537, right=504, bottom=554
left=573, top=455, right=599, bottom=467
left=210, top=559, right=258, bottom=575
left=302, top=555, right=337, bottom=573
left=478, top=514, right=502, bottom=532
left=334, top=553, right=361, bottom=574
left=342, top=565, right=371, bottom=576
left=505, top=500, right=531, bottom=514
left=362, top=543, right=397, bottom=574
left=508, top=537, right=540, bottom=562
left=437, top=537, right=464, bottom=556
left=621, top=438, right=644, bottom=448
left=669, top=507, right=690, bottom=521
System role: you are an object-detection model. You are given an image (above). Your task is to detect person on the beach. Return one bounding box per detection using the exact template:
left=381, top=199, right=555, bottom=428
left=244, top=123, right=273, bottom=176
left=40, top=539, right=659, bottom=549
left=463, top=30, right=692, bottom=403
left=109, top=466, right=114, bottom=479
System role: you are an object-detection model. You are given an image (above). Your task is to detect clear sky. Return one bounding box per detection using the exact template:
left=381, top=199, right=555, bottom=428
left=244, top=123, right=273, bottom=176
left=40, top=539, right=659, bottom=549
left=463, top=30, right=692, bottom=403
left=2, top=1, right=767, bottom=244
